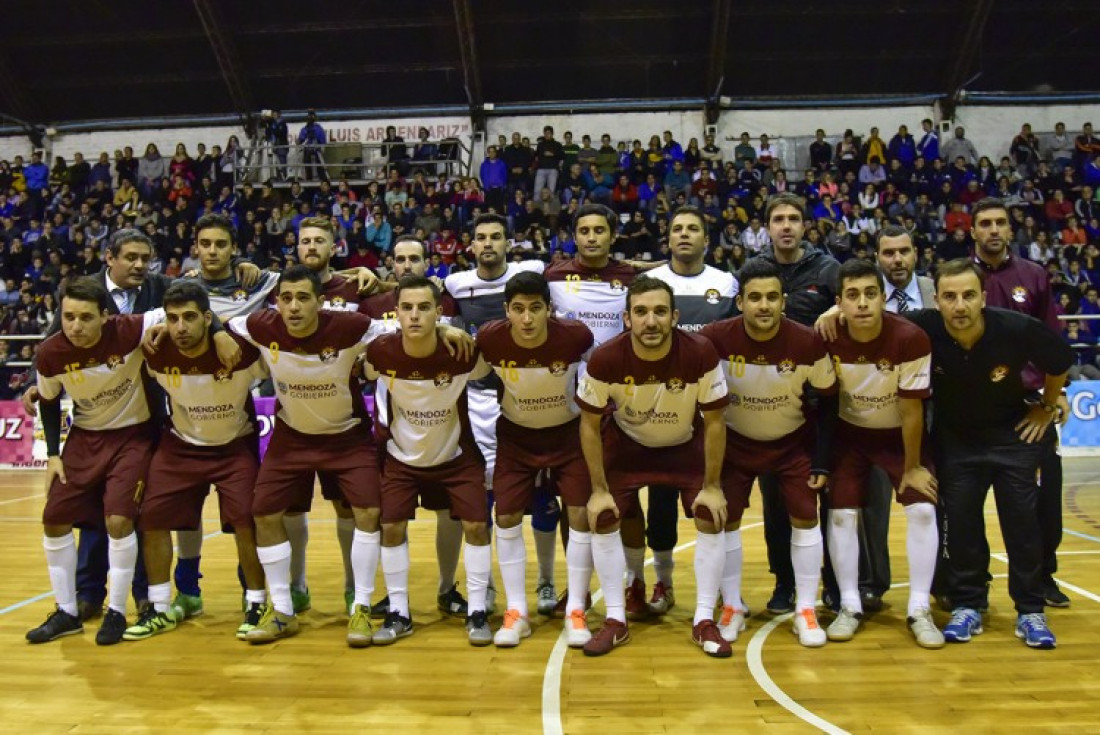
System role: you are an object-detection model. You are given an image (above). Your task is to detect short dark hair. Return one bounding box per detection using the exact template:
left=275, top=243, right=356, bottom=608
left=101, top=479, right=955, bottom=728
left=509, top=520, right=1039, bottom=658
left=736, top=257, right=783, bottom=293
left=575, top=203, right=617, bottom=232
left=970, top=197, right=1009, bottom=221
left=669, top=205, right=706, bottom=231
left=277, top=264, right=322, bottom=296
left=836, top=258, right=885, bottom=293
left=107, top=228, right=153, bottom=258
left=163, top=280, right=211, bottom=313
left=504, top=271, right=551, bottom=305
left=392, top=234, right=428, bottom=258
left=934, top=258, right=986, bottom=290
left=61, top=276, right=110, bottom=312
left=395, top=274, right=440, bottom=305
left=764, top=193, right=806, bottom=224
left=875, top=224, right=912, bottom=251
left=195, top=212, right=237, bottom=243
left=472, top=212, right=510, bottom=236
left=626, top=275, right=675, bottom=311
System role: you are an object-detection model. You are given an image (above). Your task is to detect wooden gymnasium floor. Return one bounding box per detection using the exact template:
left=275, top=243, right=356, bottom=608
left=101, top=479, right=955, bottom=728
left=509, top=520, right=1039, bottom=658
left=1, top=463, right=1099, bottom=734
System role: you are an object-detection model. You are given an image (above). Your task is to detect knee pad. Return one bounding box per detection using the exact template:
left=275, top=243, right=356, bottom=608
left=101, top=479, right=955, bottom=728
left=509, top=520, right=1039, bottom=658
left=529, top=485, right=561, bottom=533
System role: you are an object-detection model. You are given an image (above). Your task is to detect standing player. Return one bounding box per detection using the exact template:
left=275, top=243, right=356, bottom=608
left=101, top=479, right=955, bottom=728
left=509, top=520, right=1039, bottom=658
left=699, top=259, right=836, bottom=647
left=576, top=277, right=730, bottom=657
left=825, top=260, right=941, bottom=647
left=476, top=272, right=595, bottom=647
left=364, top=276, right=494, bottom=646
left=125, top=282, right=268, bottom=641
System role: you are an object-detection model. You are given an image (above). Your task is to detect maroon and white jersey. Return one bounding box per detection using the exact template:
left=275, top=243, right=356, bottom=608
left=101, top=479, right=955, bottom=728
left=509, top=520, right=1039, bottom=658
left=830, top=313, right=932, bottom=430
left=145, top=333, right=268, bottom=446
left=544, top=259, right=636, bottom=348
left=476, top=317, right=594, bottom=429
left=265, top=272, right=362, bottom=313
left=37, top=311, right=163, bottom=431
left=700, top=316, right=837, bottom=441
left=364, top=333, right=491, bottom=467
left=229, top=310, right=384, bottom=435
left=360, top=289, right=459, bottom=334
left=576, top=330, right=728, bottom=447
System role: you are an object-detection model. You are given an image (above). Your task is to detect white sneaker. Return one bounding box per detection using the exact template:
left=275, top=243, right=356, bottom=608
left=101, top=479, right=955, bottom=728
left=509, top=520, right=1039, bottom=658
left=908, top=608, right=945, bottom=649
left=717, top=605, right=747, bottom=642
left=536, top=580, right=557, bottom=617
left=792, top=608, right=827, bottom=648
left=826, top=608, right=863, bottom=642
left=565, top=609, right=592, bottom=648
left=493, top=609, right=532, bottom=648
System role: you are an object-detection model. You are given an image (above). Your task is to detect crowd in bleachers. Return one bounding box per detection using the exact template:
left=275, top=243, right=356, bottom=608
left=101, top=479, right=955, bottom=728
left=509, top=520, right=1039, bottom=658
left=3, top=117, right=1100, bottom=391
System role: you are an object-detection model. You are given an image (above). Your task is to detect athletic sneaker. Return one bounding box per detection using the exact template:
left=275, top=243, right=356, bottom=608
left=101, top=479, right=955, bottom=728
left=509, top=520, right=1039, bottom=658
left=792, top=608, right=827, bottom=647
left=625, top=578, right=647, bottom=621
left=536, top=580, right=557, bottom=617
left=372, top=611, right=413, bottom=645
left=291, top=586, right=311, bottom=614
left=552, top=591, right=593, bottom=618
left=493, top=609, right=532, bottom=647
left=123, top=606, right=178, bottom=641
left=237, top=602, right=265, bottom=640
left=1043, top=581, right=1071, bottom=608
left=907, top=608, right=945, bottom=649
left=96, top=609, right=128, bottom=646
left=647, top=581, right=675, bottom=616
left=583, top=618, right=630, bottom=657
left=717, top=605, right=747, bottom=642
left=826, top=608, right=862, bottom=642
left=370, top=595, right=391, bottom=619
left=344, top=590, right=354, bottom=616
left=565, top=609, right=592, bottom=648
left=942, top=608, right=983, bottom=643
left=347, top=604, right=373, bottom=648
left=766, top=585, right=795, bottom=615
left=466, top=610, right=492, bottom=647
left=26, top=606, right=83, bottom=644
left=170, top=592, right=204, bottom=621
left=77, top=598, right=103, bottom=623
left=438, top=584, right=469, bottom=617
left=245, top=606, right=299, bottom=644
left=1016, top=613, right=1056, bottom=649
left=692, top=619, right=732, bottom=658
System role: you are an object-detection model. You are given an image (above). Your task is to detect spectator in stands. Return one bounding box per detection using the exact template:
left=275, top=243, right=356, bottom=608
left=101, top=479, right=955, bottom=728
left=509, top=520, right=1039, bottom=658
left=411, top=127, right=438, bottom=176
left=170, top=143, right=195, bottom=183
left=594, top=133, right=617, bottom=177
left=858, top=159, right=886, bottom=186
left=297, top=110, right=328, bottom=181
left=137, top=143, right=167, bottom=200
left=807, top=128, right=831, bottom=172
left=732, top=132, right=755, bottom=171
left=1011, top=123, right=1041, bottom=179
left=756, top=134, right=777, bottom=169
left=502, top=132, right=533, bottom=196
left=534, top=126, right=564, bottom=195
left=1075, top=122, right=1100, bottom=171
left=1063, top=320, right=1100, bottom=381
left=917, top=118, right=939, bottom=162
left=365, top=209, right=393, bottom=254
left=1049, top=122, right=1074, bottom=172
left=888, top=125, right=917, bottom=170
left=942, top=126, right=979, bottom=166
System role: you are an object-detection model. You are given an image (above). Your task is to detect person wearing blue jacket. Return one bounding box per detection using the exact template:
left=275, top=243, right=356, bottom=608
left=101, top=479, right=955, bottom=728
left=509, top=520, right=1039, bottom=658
left=917, top=119, right=940, bottom=163
left=24, top=152, right=49, bottom=194
left=297, top=109, right=328, bottom=181
left=480, top=145, right=508, bottom=213
left=888, top=125, right=918, bottom=171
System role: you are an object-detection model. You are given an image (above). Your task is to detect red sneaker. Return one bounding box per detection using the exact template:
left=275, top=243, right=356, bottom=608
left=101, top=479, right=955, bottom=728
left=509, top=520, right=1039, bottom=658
left=625, top=578, right=648, bottom=621
left=582, top=618, right=630, bottom=657
left=647, top=581, right=675, bottom=615
left=692, top=619, right=732, bottom=658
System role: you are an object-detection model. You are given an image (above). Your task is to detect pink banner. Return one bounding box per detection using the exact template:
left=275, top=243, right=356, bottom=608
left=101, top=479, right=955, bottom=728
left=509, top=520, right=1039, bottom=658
left=0, top=401, right=40, bottom=469
left=254, top=395, right=375, bottom=459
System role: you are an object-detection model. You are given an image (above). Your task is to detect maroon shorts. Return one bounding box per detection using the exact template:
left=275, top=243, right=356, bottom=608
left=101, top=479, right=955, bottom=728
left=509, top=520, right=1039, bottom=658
left=493, top=418, right=590, bottom=516
left=381, top=451, right=487, bottom=524
left=42, top=423, right=155, bottom=529
left=722, top=428, right=818, bottom=522
left=140, top=430, right=258, bottom=533
left=829, top=423, right=934, bottom=508
left=603, top=424, right=703, bottom=520
left=253, top=420, right=381, bottom=516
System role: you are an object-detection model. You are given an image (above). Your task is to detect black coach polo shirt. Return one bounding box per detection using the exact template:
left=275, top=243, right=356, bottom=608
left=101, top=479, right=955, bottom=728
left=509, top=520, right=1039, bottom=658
left=907, top=307, right=1073, bottom=444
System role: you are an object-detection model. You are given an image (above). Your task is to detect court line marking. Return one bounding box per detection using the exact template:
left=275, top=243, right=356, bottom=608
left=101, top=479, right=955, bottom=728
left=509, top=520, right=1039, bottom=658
left=0, top=493, right=38, bottom=506
left=1065, top=528, right=1100, bottom=545
left=541, top=522, right=762, bottom=735
left=990, top=553, right=1100, bottom=605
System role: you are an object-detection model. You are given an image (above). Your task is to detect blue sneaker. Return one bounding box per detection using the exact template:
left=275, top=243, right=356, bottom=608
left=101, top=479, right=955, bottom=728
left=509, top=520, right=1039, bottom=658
left=943, top=607, right=983, bottom=643
left=1015, top=613, right=1056, bottom=649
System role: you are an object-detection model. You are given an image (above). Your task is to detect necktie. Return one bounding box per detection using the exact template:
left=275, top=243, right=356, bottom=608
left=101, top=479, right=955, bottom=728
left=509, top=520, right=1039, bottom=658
left=116, top=288, right=134, bottom=314
left=893, top=289, right=910, bottom=313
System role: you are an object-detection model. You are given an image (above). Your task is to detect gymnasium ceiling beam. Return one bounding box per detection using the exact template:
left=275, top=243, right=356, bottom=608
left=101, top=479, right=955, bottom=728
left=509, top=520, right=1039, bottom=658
left=192, top=0, right=254, bottom=116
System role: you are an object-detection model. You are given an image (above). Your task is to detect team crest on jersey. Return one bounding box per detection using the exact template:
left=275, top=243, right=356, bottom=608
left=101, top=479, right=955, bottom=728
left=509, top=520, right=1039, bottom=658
left=549, top=360, right=568, bottom=377
left=330, top=296, right=346, bottom=308
left=434, top=372, right=453, bottom=388
left=214, top=368, right=231, bottom=383
left=610, top=279, right=625, bottom=293
left=705, top=289, right=721, bottom=305
left=778, top=359, right=795, bottom=375
left=876, top=359, right=894, bottom=373
left=232, top=289, right=248, bottom=303
left=728, top=393, right=742, bottom=407
left=319, top=347, right=338, bottom=364
left=565, top=310, right=577, bottom=320
left=1012, top=286, right=1028, bottom=304
left=666, top=377, right=685, bottom=393
left=990, top=365, right=1009, bottom=382
left=105, top=354, right=123, bottom=370
left=276, top=381, right=288, bottom=393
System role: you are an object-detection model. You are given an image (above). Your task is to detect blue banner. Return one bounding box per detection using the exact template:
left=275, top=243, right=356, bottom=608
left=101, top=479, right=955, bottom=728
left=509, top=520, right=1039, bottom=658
left=1061, top=381, right=1100, bottom=449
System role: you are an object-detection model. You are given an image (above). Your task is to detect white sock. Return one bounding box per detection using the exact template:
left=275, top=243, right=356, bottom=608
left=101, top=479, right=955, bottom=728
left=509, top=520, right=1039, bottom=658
left=465, top=543, right=491, bottom=614
left=624, top=545, right=646, bottom=586
left=495, top=524, right=527, bottom=616
left=257, top=541, right=293, bottom=616
left=693, top=531, right=725, bottom=626
left=245, top=589, right=267, bottom=605
left=905, top=503, right=939, bottom=616
left=533, top=529, right=557, bottom=584
left=592, top=531, right=627, bottom=623
left=107, top=533, right=138, bottom=615
left=435, top=511, right=463, bottom=594
left=565, top=530, right=593, bottom=616
left=653, top=549, right=675, bottom=588
left=351, top=529, right=380, bottom=609
left=828, top=509, right=862, bottom=614
left=148, top=582, right=172, bottom=614
left=719, top=530, right=743, bottom=610
left=791, top=525, right=823, bottom=613
left=43, top=533, right=77, bottom=617
left=336, top=517, right=355, bottom=592
left=381, top=543, right=410, bottom=618
left=176, top=528, right=203, bottom=559
left=283, top=513, right=309, bottom=591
